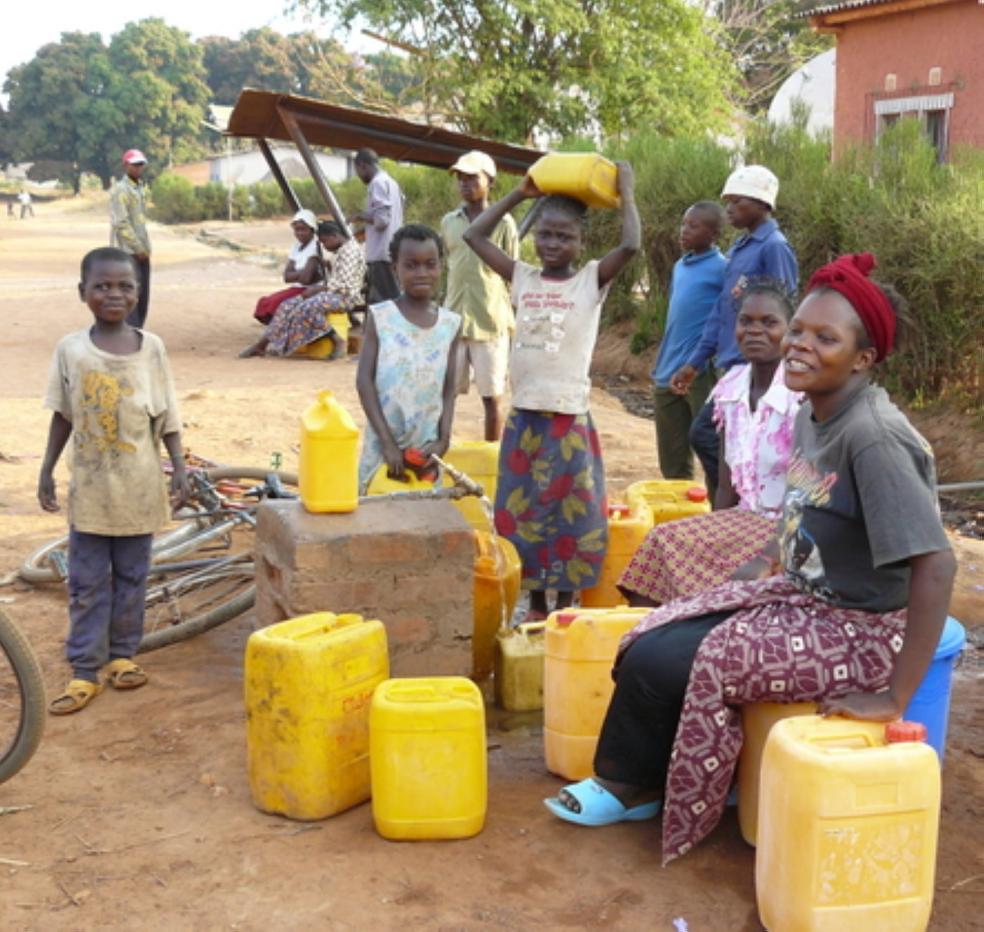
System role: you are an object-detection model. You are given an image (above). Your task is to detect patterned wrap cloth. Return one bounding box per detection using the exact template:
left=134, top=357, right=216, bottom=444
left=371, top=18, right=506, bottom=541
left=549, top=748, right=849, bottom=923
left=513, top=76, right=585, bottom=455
left=494, top=410, right=608, bottom=592
left=616, top=575, right=905, bottom=865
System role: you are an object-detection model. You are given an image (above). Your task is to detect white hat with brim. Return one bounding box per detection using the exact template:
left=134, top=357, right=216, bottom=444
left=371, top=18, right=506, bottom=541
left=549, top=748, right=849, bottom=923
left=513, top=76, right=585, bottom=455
left=449, top=150, right=497, bottom=179
left=291, top=208, right=318, bottom=230
left=721, top=165, right=779, bottom=209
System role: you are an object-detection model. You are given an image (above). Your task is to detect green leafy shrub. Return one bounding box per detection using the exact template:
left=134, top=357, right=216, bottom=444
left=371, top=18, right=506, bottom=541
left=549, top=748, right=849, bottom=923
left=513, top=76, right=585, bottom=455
left=150, top=173, right=200, bottom=223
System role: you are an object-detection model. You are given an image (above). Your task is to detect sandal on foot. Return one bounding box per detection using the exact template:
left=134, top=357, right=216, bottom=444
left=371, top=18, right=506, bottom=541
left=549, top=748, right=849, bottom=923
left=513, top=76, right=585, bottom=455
left=102, top=658, right=148, bottom=690
left=49, top=679, right=103, bottom=715
left=544, top=778, right=661, bottom=826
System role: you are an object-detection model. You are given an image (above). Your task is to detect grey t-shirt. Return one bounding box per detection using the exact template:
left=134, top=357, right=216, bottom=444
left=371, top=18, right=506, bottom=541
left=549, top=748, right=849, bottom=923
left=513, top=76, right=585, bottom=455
left=779, top=382, right=950, bottom=611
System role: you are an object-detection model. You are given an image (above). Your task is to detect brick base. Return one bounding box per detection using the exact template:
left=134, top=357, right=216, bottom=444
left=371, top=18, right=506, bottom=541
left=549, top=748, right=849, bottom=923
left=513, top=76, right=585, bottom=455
left=254, top=498, right=475, bottom=676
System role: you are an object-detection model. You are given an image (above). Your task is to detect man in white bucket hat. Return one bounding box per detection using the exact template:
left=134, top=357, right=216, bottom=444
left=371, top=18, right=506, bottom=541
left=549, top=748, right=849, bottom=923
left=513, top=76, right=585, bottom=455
left=441, top=150, right=519, bottom=441
left=670, top=164, right=798, bottom=494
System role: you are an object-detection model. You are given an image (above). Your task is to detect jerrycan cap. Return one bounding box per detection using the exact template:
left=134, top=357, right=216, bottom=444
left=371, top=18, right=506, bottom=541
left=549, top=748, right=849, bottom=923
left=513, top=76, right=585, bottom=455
left=404, top=447, right=428, bottom=467
left=555, top=612, right=578, bottom=627
left=686, top=487, right=708, bottom=502
left=609, top=503, right=631, bottom=518
left=885, top=720, right=928, bottom=743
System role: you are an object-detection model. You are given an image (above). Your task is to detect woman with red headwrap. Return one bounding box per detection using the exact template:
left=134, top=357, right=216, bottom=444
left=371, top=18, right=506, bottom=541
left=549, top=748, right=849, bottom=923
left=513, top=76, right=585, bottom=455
left=544, top=254, right=956, bottom=865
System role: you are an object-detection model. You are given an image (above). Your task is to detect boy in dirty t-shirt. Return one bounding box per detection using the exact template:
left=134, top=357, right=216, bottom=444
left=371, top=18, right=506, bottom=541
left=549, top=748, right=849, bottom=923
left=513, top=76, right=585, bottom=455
left=38, top=247, right=190, bottom=715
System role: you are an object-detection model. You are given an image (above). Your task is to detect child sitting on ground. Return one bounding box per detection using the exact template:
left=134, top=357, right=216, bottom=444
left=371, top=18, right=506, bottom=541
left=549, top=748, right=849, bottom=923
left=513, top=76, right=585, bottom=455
left=38, top=247, right=190, bottom=715
left=463, top=163, right=641, bottom=619
left=356, top=224, right=462, bottom=491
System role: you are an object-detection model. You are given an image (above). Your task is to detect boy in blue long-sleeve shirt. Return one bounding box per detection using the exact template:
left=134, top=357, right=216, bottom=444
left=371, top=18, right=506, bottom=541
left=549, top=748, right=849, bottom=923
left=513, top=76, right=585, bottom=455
left=670, top=165, right=798, bottom=493
left=652, top=202, right=726, bottom=479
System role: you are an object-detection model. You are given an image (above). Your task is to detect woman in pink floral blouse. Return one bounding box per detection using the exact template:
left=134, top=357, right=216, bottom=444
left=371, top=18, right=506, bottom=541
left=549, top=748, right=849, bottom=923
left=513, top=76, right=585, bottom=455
left=618, top=278, right=801, bottom=606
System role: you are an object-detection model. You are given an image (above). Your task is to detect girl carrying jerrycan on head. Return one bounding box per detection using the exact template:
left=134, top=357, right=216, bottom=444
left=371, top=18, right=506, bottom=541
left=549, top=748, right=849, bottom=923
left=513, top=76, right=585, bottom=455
left=356, top=223, right=462, bottom=492
left=463, top=162, right=640, bottom=620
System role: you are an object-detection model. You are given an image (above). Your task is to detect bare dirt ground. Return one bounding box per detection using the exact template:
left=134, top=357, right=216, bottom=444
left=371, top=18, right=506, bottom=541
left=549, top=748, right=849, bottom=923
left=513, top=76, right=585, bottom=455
left=0, top=199, right=981, bottom=931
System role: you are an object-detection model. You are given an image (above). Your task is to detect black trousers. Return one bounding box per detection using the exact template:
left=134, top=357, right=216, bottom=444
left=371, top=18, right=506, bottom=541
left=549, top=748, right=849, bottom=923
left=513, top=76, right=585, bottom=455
left=366, top=260, right=400, bottom=304
left=688, top=398, right=720, bottom=497
left=593, top=610, right=733, bottom=790
left=127, top=255, right=151, bottom=329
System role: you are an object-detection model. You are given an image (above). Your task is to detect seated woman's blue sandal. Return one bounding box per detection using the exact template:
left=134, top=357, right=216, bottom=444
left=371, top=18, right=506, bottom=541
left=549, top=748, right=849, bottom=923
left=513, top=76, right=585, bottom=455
left=544, top=778, right=661, bottom=826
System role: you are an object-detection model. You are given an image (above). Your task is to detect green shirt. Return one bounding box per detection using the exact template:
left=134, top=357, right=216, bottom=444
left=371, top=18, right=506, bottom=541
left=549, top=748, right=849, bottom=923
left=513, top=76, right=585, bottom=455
left=110, top=175, right=151, bottom=256
left=441, top=205, right=518, bottom=341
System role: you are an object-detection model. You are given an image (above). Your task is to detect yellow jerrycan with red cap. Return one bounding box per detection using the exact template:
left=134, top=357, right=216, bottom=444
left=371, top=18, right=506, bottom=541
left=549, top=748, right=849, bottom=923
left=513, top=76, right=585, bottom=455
left=756, top=716, right=940, bottom=932
left=543, top=607, right=651, bottom=780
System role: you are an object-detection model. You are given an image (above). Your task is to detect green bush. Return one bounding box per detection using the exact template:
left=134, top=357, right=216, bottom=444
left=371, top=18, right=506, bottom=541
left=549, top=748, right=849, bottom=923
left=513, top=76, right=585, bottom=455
left=150, top=173, right=200, bottom=224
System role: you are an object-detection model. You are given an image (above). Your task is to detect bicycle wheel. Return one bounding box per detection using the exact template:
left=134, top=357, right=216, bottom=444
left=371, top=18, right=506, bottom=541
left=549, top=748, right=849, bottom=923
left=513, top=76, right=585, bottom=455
left=0, top=608, right=46, bottom=784
left=138, top=554, right=257, bottom=653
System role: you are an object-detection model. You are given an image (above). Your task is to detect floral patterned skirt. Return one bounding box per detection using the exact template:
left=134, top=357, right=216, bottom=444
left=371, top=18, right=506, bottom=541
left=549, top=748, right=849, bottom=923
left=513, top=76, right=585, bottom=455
left=493, top=409, right=608, bottom=592
left=266, top=290, right=357, bottom=357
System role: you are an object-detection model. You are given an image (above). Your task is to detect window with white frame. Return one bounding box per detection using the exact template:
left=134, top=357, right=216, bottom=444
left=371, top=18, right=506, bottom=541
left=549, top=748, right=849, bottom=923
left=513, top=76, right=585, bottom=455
left=874, top=93, right=954, bottom=161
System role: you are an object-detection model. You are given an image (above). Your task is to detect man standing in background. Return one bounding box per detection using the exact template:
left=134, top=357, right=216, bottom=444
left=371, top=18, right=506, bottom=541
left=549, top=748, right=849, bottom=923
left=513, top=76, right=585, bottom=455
left=441, top=151, right=518, bottom=441
left=352, top=148, right=404, bottom=304
left=109, top=149, right=152, bottom=328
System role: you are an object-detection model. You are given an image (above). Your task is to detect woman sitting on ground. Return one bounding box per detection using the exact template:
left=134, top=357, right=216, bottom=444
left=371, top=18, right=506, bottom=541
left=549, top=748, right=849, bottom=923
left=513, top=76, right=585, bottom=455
left=240, top=221, right=366, bottom=359
left=618, top=278, right=801, bottom=606
left=544, top=254, right=956, bottom=866
left=252, top=209, right=323, bottom=325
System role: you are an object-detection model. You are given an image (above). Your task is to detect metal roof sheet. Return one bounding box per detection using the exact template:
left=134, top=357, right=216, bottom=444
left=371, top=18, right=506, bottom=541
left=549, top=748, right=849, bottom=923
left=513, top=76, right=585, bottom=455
left=226, top=88, right=543, bottom=175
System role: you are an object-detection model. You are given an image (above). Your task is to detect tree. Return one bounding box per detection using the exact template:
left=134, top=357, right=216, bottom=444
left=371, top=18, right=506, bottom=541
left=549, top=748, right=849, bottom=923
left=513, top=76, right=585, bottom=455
left=297, top=0, right=737, bottom=142
left=708, top=0, right=832, bottom=112
left=3, top=21, right=209, bottom=190
left=3, top=33, right=112, bottom=191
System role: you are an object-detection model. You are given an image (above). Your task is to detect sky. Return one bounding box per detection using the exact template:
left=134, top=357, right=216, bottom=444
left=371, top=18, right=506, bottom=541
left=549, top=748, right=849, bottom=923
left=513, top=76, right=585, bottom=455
left=1, top=1, right=372, bottom=91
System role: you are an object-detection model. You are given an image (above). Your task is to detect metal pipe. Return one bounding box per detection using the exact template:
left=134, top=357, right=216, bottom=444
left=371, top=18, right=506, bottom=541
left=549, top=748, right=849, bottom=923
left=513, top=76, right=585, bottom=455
left=938, top=481, right=984, bottom=493
left=279, top=107, right=352, bottom=237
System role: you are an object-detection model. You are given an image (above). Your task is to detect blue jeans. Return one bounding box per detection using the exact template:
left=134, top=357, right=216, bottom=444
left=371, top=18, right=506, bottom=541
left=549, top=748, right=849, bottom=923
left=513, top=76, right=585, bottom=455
left=67, top=529, right=153, bottom=682
left=688, top=397, right=720, bottom=496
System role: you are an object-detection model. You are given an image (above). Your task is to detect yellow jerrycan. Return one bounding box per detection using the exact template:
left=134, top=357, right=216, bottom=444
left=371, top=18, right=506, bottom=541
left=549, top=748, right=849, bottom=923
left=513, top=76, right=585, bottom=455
left=444, top=440, right=500, bottom=530
left=299, top=390, right=360, bottom=513
left=472, top=531, right=521, bottom=680
left=737, top=701, right=818, bottom=846
left=494, top=620, right=546, bottom=712
left=756, top=716, right=940, bottom=932
left=625, top=479, right=709, bottom=526
left=580, top=503, right=652, bottom=607
left=244, top=612, right=389, bottom=820
left=370, top=677, right=487, bottom=840
left=527, top=153, right=621, bottom=209
left=543, top=607, right=651, bottom=780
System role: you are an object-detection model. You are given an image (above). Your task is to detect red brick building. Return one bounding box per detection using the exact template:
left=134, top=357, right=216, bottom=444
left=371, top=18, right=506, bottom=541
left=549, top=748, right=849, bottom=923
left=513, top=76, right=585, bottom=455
left=807, top=0, right=984, bottom=159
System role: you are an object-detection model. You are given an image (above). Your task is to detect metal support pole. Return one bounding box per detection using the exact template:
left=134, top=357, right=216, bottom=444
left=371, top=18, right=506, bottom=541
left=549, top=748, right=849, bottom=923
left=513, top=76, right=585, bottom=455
left=518, top=198, right=545, bottom=241
left=278, top=106, right=352, bottom=238
left=258, top=138, right=301, bottom=214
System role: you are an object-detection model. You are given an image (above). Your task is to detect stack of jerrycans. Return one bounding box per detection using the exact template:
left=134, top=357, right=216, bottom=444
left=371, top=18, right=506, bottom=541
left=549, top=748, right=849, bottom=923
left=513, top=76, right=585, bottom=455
left=543, top=607, right=651, bottom=779
left=245, top=612, right=388, bottom=820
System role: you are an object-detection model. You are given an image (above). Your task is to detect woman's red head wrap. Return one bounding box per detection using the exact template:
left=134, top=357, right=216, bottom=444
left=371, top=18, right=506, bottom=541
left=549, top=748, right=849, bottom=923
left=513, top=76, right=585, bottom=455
left=805, top=253, right=895, bottom=362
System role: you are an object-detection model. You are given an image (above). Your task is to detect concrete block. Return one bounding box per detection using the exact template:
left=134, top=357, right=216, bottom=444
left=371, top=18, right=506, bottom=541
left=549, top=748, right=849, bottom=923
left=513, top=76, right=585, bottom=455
left=255, top=497, right=475, bottom=676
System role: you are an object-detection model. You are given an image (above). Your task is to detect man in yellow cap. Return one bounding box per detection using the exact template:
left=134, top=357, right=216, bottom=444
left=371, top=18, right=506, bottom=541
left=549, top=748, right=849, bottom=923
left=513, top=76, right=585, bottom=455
left=109, top=149, right=152, bottom=328
left=441, top=150, right=519, bottom=441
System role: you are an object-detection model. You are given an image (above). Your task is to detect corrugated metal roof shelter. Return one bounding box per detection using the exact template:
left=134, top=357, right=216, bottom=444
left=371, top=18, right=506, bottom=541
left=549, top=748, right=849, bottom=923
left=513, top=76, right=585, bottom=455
left=226, top=88, right=544, bottom=235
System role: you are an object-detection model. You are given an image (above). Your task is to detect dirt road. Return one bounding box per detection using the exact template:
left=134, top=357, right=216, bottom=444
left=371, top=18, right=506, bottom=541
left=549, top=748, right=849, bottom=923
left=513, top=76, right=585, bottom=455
left=0, top=200, right=980, bottom=930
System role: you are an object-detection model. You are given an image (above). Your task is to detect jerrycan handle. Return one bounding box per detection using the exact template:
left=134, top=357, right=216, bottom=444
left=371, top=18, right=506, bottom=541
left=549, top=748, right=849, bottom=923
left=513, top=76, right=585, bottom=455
left=518, top=620, right=547, bottom=638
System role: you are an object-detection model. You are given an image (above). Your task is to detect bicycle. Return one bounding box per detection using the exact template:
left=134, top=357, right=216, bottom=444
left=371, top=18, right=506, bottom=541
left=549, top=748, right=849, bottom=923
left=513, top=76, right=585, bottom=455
left=19, top=455, right=485, bottom=654
left=0, top=607, right=45, bottom=784
left=19, top=467, right=298, bottom=654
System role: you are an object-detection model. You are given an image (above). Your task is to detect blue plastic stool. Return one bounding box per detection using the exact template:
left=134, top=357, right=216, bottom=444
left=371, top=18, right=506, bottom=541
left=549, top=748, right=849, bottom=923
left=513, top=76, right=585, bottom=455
left=903, top=615, right=966, bottom=759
